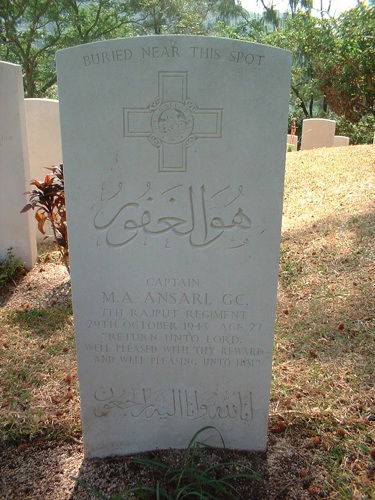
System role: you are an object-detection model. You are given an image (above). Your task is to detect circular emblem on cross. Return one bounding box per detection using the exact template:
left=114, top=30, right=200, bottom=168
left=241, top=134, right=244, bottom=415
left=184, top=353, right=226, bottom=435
left=151, top=101, right=194, bottom=144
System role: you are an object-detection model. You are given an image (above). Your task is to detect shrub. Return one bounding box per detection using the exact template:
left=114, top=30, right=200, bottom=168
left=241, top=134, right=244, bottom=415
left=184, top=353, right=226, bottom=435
left=22, top=164, right=69, bottom=273
left=335, top=114, right=375, bottom=145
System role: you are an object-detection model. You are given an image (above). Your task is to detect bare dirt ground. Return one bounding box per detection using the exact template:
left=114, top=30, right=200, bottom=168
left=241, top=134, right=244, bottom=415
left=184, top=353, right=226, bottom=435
left=0, top=258, right=332, bottom=499
left=0, top=435, right=330, bottom=499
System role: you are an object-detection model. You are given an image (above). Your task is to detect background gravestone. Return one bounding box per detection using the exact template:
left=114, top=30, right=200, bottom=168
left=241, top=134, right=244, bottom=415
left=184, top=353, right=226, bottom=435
left=300, top=118, right=336, bottom=151
left=57, top=36, right=291, bottom=458
left=24, top=98, right=62, bottom=179
left=24, top=98, right=63, bottom=241
left=0, top=61, right=36, bottom=269
left=287, top=133, right=298, bottom=151
left=333, top=135, right=350, bottom=147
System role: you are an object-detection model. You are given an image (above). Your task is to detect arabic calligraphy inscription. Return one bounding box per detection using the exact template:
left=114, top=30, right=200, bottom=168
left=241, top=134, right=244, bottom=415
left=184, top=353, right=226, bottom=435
left=94, top=182, right=252, bottom=250
left=94, top=387, right=253, bottom=421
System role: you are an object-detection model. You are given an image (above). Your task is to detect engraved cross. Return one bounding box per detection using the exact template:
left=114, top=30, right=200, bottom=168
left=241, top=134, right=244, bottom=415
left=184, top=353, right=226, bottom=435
left=124, top=71, right=222, bottom=172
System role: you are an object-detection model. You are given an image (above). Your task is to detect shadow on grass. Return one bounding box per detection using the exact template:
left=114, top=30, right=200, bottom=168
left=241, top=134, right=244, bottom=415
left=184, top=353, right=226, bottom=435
left=67, top=418, right=335, bottom=500
left=0, top=270, right=71, bottom=309
left=9, top=304, right=73, bottom=337
left=0, top=272, right=27, bottom=307
left=277, top=207, right=374, bottom=367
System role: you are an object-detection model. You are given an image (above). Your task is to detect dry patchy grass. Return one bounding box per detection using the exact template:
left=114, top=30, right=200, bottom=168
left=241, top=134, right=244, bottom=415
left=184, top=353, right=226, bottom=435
left=0, top=144, right=374, bottom=498
left=274, top=145, right=375, bottom=497
left=0, top=304, right=80, bottom=442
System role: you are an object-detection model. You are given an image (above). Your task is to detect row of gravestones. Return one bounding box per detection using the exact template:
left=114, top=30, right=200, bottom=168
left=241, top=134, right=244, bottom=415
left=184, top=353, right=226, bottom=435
left=0, top=61, right=62, bottom=269
left=287, top=118, right=350, bottom=152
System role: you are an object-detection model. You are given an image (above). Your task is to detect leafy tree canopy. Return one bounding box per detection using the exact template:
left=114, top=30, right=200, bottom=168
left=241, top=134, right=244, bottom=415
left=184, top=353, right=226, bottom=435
left=0, top=0, right=247, bottom=96
left=0, top=0, right=135, bottom=96
left=0, top=0, right=373, bottom=141
left=316, top=3, right=375, bottom=122
left=257, top=3, right=375, bottom=124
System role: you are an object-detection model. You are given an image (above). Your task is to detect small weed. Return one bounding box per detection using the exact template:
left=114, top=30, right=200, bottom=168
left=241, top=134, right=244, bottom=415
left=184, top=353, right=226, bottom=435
left=0, top=248, right=24, bottom=287
left=74, top=427, right=261, bottom=499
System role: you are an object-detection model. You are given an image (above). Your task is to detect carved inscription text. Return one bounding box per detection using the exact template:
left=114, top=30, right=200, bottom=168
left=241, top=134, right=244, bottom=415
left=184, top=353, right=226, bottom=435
left=94, top=387, right=253, bottom=421
left=94, top=182, right=252, bottom=249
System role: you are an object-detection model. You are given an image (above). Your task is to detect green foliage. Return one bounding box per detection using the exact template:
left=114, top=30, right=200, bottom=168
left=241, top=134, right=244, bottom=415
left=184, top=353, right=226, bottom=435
left=0, top=0, right=134, bottom=97
left=127, top=0, right=249, bottom=35
left=213, top=0, right=248, bottom=25
left=315, top=4, right=375, bottom=123
left=21, top=164, right=69, bottom=273
left=335, top=114, right=375, bottom=145
left=258, top=4, right=375, bottom=139
left=74, top=426, right=261, bottom=499
left=215, top=17, right=267, bottom=42
left=0, top=0, right=248, bottom=95
left=0, top=248, right=25, bottom=287
left=0, top=0, right=62, bottom=97
left=263, top=12, right=328, bottom=118
left=128, top=0, right=210, bottom=35
left=1, top=0, right=373, bottom=138
left=61, top=0, right=134, bottom=44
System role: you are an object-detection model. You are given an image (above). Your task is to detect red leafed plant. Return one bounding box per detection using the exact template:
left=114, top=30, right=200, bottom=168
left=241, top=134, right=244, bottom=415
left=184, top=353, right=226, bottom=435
left=21, top=164, right=69, bottom=273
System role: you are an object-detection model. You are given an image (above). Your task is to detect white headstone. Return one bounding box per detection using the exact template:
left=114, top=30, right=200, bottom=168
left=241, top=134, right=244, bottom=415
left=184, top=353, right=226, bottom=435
left=300, top=118, right=336, bottom=150
left=24, top=98, right=63, bottom=241
left=0, top=62, right=37, bottom=269
left=24, top=98, right=62, bottom=178
left=333, top=135, right=349, bottom=147
left=56, top=36, right=291, bottom=458
left=287, top=133, right=298, bottom=151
